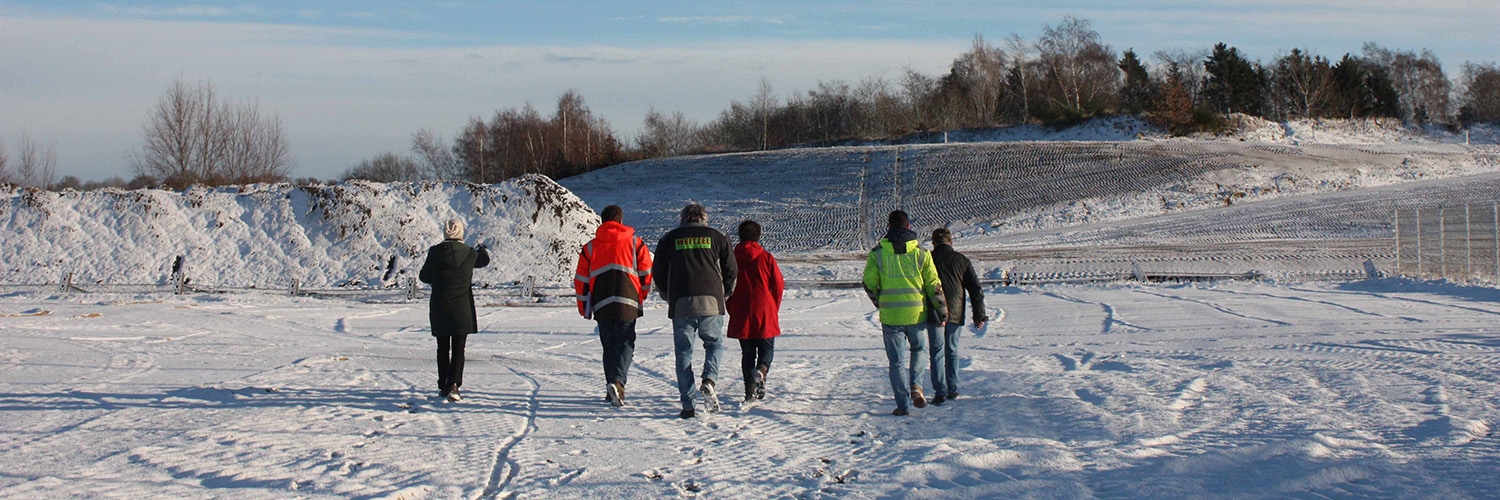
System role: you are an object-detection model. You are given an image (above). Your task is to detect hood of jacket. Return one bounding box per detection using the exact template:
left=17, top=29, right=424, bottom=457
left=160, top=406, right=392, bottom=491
left=437, top=239, right=467, bottom=267
left=735, top=241, right=768, bottom=264
left=884, top=228, right=919, bottom=254
left=595, top=221, right=636, bottom=243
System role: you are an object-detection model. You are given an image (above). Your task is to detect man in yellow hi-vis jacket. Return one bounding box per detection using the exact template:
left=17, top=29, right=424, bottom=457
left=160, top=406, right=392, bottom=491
left=863, top=210, right=947, bottom=416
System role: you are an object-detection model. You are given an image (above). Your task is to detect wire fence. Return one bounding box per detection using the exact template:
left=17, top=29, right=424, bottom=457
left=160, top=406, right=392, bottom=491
left=1394, top=203, right=1500, bottom=283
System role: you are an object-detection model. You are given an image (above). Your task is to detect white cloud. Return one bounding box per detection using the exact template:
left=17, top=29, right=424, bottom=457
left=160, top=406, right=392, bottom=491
left=94, top=4, right=266, bottom=17
left=657, top=15, right=787, bottom=25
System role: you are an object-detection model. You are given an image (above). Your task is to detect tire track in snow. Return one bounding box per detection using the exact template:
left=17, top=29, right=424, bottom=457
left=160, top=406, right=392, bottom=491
left=1203, top=287, right=1422, bottom=322
left=1129, top=288, right=1292, bottom=327
left=479, top=365, right=541, bottom=500
left=1040, top=290, right=1151, bottom=334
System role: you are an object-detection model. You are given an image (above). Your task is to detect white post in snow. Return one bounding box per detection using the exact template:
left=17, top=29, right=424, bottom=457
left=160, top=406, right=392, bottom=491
left=407, top=277, right=420, bottom=301
left=1494, top=203, right=1499, bottom=283
left=289, top=278, right=300, bottom=297
left=59, top=271, right=72, bottom=294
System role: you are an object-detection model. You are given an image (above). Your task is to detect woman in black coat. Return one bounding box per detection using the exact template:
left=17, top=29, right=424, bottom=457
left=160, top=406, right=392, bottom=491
left=419, top=218, right=490, bottom=402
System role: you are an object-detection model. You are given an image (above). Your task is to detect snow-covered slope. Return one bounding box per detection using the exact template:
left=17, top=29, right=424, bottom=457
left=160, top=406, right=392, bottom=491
left=0, top=175, right=598, bottom=288
left=562, top=141, right=1498, bottom=254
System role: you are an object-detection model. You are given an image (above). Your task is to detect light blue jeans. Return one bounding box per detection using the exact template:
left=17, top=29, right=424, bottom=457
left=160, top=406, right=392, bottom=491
left=673, top=315, right=726, bottom=410
left=882, top=323, right=928, bottom=411
left=927, top=322, right=963, bottom=397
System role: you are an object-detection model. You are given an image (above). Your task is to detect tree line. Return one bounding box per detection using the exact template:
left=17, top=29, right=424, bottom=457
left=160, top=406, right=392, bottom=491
left=351, top=16, right=1498, bottom=184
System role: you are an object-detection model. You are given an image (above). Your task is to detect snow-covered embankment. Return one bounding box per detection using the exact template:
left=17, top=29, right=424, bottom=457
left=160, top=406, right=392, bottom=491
left=0, top=174, right=598, bottom=288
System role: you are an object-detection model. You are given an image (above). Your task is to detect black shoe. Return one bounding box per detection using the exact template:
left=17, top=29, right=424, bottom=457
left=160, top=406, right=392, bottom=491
left=911, top=385, right=927, bottom=409
left=679, top=408, right=696, bottom=419
left=931, top=395, right=947, bottom=406
left=892, top=408, right=909, bottom=416
left=947, top=392, right=959, bottom=400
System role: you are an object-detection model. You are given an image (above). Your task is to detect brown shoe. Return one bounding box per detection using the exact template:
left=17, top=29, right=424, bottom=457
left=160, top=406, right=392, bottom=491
left=892, top=408, right=910, bottom=416
left=911, top=385, right=927, bottom=408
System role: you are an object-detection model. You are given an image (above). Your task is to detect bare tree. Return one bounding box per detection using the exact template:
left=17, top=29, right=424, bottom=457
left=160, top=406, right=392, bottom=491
left=1004, top=33, right=1036, bottom=123
left=1271, top=49, right=1338, bottom=119
left=1152, top=48, right=1208, bottom=105
left=1363, top=43, right=1452, bottom=124
left=0, top=138, right=10, bottom=185
left=17, top=132, right=58, bottom=189
left=949, top=35, right=1009, bottom=127
left=131, top=77, right=294, bottom=187
left=411, top=129, right=456, bottom=180
left=639, top=107, right=702, bottom=157
left=1036, top=16, right=1119, bottom=117
left=1457, top=61, right=1500, bottom=124
left=751, top=78, right=778, bottom=150
left=854, top=75, right=901, bottom=136
left=342, top=152, right=424, bottom=182
left=899, top=65, right=935, bottom=131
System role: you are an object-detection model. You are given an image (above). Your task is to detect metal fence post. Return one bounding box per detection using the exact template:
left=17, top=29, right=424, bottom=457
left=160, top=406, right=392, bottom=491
left=1415, top=209, right=1423, bottom=278
left=1494, top=203, right=1499, bottom=283
left=1439, top=206, right=1446, bottom=280
left=1393, top=208, right=1401, bottom=276
left=1465, top=204, right=1473, bottom=281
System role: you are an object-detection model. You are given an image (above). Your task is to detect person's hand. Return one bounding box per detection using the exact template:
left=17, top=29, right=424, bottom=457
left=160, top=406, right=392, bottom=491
left=476, top=243, right=488, bottom=251
left=974, top=321, right=987, bottom=330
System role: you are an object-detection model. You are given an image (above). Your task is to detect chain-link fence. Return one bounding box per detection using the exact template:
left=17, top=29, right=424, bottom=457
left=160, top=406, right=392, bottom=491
left=1394, top=203, right=1500, bottom=282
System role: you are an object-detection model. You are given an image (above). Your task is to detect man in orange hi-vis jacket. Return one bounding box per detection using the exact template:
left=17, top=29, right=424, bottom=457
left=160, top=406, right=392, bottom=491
left=575, top=205, right=653, bottom=407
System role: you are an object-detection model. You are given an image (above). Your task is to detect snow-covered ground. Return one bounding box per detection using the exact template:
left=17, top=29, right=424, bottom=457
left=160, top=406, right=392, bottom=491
left=4, top=279, right=1500, bottom=499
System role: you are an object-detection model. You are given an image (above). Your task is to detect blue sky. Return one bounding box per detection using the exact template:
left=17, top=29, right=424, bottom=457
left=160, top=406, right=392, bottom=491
left=2, top=1, right=1496, bottom=180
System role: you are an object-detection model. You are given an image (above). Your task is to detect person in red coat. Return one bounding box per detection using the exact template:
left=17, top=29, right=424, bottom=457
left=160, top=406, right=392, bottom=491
left=726, top=220, right=784, bottom=402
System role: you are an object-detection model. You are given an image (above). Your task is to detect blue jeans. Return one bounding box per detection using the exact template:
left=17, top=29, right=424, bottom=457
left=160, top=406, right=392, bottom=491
left=927, top=322, right=962, bottom=397
left=596, top=320, right=636, bottom=386
left=673, top=315, right=725, bottom=410
left=882, top=323, right=928, bottom=411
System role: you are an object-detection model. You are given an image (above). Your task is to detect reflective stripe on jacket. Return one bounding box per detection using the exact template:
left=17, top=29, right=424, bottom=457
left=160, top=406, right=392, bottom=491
left=574, top=221, right=653, bottom=322
left=862, top=238, right=946, bottom=326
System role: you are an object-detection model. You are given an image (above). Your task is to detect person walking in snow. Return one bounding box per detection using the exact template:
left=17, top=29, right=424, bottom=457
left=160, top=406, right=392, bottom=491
left=653, top=203, right=737, bottom=419
left=926, top=228, right=988, bottom=405
left=726, top=220, right=784, bottom=403
left=574, top=205, right=653, bottom=407
left=863, top=210, right=946, bottom=416
left=419, top=218, right=490, bottom=403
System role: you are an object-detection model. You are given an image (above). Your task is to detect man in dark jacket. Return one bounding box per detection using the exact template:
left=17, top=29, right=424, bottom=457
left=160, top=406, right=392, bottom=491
left=574, top=205, right=653, bottom=407
left=926, top=228, right=987, bottom=405
left=419, top=218, right=490, bottom=403
left=652, top=203, right=736, bottom=418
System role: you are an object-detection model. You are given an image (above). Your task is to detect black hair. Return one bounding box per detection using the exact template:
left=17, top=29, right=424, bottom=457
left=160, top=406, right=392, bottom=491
left=738, top=220, right=761, bottom=243
left=888, top=210, right=909, bottom=230
left=602, top=205, right=623, bottom=223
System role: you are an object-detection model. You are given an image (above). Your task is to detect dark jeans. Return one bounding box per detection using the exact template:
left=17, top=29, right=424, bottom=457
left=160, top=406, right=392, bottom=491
left=739, top=338, right=776, bottom=386
left=597, top=320, right=637, bottom=386
left=436, top=334, right=467, bottom=390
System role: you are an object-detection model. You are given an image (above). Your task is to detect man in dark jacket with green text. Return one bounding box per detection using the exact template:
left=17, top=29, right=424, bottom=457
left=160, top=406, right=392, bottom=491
left=653, top=203, right=737, bottom=418
left=926, top=228, right=987, bottom=405
left=419, top=218, right=490, bottom=403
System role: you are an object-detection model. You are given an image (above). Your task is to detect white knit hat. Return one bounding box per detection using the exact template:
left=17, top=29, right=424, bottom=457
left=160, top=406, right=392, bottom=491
left=444, top=218, right=465, bottom=240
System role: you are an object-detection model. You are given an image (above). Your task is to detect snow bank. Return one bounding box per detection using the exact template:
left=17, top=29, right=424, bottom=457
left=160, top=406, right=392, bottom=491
left=1212, top=113, right=1500, bottom=145
left=0, top=174, right=598, bottom=288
